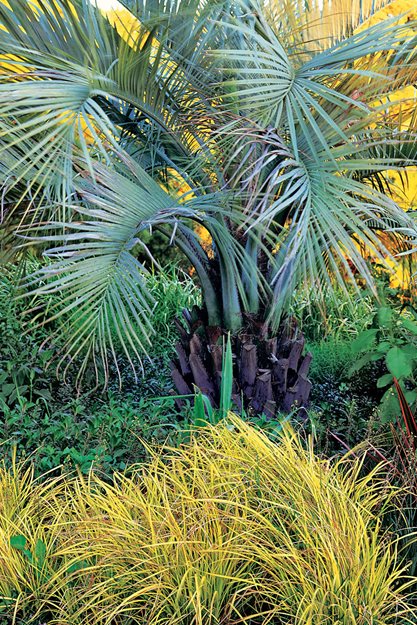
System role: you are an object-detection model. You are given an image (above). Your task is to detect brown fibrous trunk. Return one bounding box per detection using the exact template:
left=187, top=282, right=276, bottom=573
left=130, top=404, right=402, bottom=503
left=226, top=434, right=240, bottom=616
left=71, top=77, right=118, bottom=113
left=170, top=306, right=312, bottom=418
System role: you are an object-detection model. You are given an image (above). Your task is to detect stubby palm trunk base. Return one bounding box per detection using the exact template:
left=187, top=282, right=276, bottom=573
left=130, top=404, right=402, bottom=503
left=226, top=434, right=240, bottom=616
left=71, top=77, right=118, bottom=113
left=170, top=307, right=312, bottom=418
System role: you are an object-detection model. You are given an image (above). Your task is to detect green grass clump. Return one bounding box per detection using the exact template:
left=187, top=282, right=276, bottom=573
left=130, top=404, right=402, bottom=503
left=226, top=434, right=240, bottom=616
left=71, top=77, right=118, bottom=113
left=292, top=286, right=375, bottom=343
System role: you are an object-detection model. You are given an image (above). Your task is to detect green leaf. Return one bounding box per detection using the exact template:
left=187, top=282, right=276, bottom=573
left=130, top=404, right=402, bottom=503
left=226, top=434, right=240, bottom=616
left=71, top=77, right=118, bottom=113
left=378, top=306, right=392, bottom=326
left=377, top=373, right=394, bottom=388
left=1, top=384, right=16, bottom=398
left=375, top=341, right=392, bottom=354
left=401, top=317, right=417, bottom=336
left=351, top=330, right=378, bottom=355
left=192, top=392, right=208, bottom=428
left=402, top=344, right=417, bottom=360
left=67, top=560, right=89, bottom=574
left=220, top=333, right=233, bottom=419
left=348, top=352, right=375, bottom=375
left=34, top=539, right=46, bottom=568
left=379, top=387, right=400, bottom=424
left=405, top=389, right=417, bottom=406
left=386, top=347, right=413, bottom=379
left=10, top=535, right=27, bottom=551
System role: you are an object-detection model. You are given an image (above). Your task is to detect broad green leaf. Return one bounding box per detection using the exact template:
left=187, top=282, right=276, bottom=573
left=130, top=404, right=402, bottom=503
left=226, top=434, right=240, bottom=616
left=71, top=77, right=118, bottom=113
left=401, top=317, right=417, bottom=336
left=67, top=560, right=89, bottom=574
left=34, top=539, right=46, bottom=567
left=377, top=306, right=392, bottom=327
left=376, top=373, right=394, bottom=388
left=386, top=347, right=413, bottom=379
left=351, top=329, right=378, bottom=355
left=402, top=344, right=417, bottom=360
left=379, top=388, right=400, bottom=424
left=405, top=389, right=417, bottom=407
left=376, top=341, right=392, bottom=354
left=10, top=535, right=27, bottom=551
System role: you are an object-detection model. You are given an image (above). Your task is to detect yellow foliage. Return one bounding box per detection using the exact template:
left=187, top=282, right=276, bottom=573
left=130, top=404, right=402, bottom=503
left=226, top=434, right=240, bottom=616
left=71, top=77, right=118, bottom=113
left=267, top=0, right=395, bottom=44
left=0, top=417, right=414, bottom=624
left=360, top=0, right=417, bottom=28
left=104, top=6, right=142, bottom=46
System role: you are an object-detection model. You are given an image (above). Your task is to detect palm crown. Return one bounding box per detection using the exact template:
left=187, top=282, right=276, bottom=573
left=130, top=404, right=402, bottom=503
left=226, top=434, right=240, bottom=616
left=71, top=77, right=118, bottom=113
left=0, top=0, right=416, bottom=394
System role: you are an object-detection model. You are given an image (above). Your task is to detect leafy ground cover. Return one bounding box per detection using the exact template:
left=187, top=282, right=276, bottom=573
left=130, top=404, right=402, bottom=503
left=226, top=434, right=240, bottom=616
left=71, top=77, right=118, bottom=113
left=0, top=261, right=200, bottom=475
left=2, top=260, right=417, bottom=474
left=3, top=258, right=417, bottom=622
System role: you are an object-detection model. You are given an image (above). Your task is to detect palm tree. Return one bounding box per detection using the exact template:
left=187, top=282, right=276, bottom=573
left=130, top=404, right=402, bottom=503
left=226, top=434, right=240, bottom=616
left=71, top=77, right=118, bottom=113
left=0, top=0, right=416, bottom=416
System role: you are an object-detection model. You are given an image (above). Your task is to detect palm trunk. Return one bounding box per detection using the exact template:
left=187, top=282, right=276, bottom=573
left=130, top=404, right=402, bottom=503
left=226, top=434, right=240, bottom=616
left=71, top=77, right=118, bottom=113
left=170, top=306, right=312, bottom=418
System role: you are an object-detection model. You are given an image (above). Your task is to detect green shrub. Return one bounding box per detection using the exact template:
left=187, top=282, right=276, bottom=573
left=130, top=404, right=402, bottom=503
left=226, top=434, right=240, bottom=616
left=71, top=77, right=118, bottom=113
left=351, top=300, right=417, bottom=422
left=137, top=263, right=201, bottom=354
left=304, top=338, right=384, bottom=451
left=0, top=394, right=185, bottom=476
left=0, top=262, right=55, bottom=410
left=292, top=286, right=375, bottom=343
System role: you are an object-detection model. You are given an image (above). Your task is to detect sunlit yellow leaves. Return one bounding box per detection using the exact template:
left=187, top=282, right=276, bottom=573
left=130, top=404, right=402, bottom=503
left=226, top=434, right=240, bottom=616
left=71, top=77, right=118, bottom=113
left=266, top=0, right=395, bottom=47
left=360, top=0, right=417, bottom=29
left=103, top=6, right=142, bottom=46
left=384, top=255, right=416, bottom=288
left=0, top=417, right=414, bottom=623
left=384, top=168, right=417, bottom=209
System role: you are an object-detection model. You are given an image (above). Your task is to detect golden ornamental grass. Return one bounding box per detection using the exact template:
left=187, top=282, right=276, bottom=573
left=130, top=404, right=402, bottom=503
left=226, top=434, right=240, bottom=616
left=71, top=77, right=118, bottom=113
left=0, top=416, right=414, bottom=624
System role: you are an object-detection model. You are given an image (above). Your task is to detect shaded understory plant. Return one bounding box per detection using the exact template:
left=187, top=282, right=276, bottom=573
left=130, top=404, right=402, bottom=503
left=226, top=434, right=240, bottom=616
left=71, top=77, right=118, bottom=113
left=0, top=0, right=416, bottom=415
left=0, top=416, right=414, bottom=624
left=0, top=261, right=200, bottom=475
left=351, top=297, right=417, bottom=421
left=368, top=380, right=417, bottom=584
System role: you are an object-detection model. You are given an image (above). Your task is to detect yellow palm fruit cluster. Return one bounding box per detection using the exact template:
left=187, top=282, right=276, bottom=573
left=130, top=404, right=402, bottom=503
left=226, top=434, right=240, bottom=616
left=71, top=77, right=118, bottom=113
left=0, top=416, right=414, bottom=624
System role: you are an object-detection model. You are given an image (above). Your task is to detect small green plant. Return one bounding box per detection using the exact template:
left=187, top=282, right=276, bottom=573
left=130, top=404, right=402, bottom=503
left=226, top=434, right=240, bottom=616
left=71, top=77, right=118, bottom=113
left=350, top=302, right=417, bottom=421
left=0, top=260, right=205, bottom=476
left=305, top=337, right=383, bottom=452
left=10, top=536, right=47, bottom=582
left=176, top=333, right=236, bottom=429
left=0, top=262, right=55, bottom=409
left=0, top=394, right=185, bottom=476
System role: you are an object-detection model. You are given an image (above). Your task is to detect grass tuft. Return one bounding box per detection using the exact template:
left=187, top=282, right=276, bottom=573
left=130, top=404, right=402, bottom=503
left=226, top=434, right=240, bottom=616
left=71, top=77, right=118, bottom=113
left=0, top=417, right=414, bottom=624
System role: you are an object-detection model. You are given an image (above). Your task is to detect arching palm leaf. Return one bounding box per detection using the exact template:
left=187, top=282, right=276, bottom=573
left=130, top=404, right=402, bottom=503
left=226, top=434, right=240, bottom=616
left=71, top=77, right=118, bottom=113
left=0, top=0, right=416, bottom=386
left=19, top=153, right=248, bottom=382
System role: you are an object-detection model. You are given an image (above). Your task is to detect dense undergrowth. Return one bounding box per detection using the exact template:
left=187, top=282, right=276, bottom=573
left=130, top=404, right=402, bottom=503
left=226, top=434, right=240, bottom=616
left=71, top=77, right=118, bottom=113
left=0, top=261, right=199, bottom=474
left=2, top=260, right=417, bottom=623
left=1, top=259, right=417, bottom=473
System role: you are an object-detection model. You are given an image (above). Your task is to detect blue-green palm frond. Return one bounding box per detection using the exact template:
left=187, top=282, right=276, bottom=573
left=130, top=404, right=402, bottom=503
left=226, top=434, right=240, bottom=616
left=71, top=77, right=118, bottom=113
left=18, top=153, right=248, bottom=381
left=0, top=0, right=209, bottom=217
